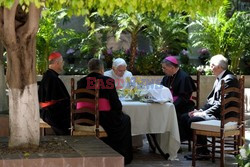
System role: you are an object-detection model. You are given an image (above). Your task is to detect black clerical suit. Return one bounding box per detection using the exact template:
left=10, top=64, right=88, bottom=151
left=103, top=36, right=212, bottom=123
left=77, top=72, right=133, bottom=165
left=161, top=69, right=196, bottom=123
left=38, top=69, right=70, bottom=135
left=180, top=70, right=239, bottom=146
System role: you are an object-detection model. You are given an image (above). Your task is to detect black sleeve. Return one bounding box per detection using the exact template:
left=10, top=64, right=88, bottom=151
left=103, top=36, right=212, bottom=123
left=39, top=74, right=69, bottom=102
left=204, top=76, right=239, bottom=116
left=107, top=79, right=122, bottom=112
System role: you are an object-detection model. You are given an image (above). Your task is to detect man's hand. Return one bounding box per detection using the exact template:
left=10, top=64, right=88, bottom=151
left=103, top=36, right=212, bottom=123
left=188, top=110, right=195, bottom=117
left=188, top=109, right=205, bottom=118
left=192, top=111, right=206, bottom=118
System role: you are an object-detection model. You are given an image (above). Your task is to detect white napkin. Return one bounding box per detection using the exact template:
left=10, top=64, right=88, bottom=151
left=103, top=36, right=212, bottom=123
left=142, top=84, right=173, bottom=104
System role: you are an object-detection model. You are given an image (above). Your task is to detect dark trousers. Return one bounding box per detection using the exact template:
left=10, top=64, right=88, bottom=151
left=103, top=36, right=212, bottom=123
left=40, top=106, right=70, bottom=136
left=180, top=113, right=207, bottom=152
left=100, top=111, right=133, bottom=165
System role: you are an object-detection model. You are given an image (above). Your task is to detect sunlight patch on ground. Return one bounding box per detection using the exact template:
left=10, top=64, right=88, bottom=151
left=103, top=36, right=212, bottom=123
left=246, top=130, right=250, bottom=142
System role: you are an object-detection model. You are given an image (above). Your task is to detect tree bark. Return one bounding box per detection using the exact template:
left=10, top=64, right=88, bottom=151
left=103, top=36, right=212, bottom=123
left=0, top=40, right=8, bottom=113
left=129, top=31, right=137, bottom=72
left=0, top=1, right=41, bottom=148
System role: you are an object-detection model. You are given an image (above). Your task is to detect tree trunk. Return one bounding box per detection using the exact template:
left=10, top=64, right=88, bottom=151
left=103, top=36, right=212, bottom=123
left=129, top=32, right=137, bottom=72
left=0, top=1, right=41, bottom=148
left=7, top=45, right=40, bottom=148
left=0, top=40, right=8, bottom=113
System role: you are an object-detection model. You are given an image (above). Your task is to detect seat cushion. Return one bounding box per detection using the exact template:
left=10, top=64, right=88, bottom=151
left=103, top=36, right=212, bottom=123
left=191, top=120, right=237, bottom=132
left=75, top=124, right=105, bottom=132
left=40, top=119, right=51, bottom=128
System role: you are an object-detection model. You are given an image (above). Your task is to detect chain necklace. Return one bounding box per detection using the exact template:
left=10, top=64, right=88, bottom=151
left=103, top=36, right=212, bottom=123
left=168, top=74, right=176, bottom=89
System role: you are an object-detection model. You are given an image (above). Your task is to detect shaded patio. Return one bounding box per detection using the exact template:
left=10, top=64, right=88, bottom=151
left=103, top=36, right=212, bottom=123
left=0, top=136, right=123, bottom=167
left=128, top=135, right=240, bottom=167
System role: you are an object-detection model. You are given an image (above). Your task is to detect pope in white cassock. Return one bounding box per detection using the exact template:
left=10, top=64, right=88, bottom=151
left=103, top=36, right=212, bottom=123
left=104, top=58, right=134, bottom=89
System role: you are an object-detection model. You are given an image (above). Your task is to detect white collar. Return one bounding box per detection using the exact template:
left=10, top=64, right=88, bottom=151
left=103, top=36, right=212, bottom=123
left=217, top=70, right=226, bottom=80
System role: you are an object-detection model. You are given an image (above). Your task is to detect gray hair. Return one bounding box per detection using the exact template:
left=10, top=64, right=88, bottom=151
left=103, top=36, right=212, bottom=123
left=49, top=57, right=62, bottom=65
left=210, top=54, right=228, bottom=70
left=112, top=58, right=127, bottom=68
left=88, top=58, right=104, bottom=72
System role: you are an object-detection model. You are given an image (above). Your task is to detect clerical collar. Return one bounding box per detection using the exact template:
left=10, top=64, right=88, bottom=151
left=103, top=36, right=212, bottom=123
left=48, top=69, right=59, bottom=76
left=217, top=70, right=226, bottom=80
left=172, top=68, right=179, bottom=77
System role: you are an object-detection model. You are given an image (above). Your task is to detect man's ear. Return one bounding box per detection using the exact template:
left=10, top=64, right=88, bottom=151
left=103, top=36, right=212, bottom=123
left=101, top=68, right=104, bottom=75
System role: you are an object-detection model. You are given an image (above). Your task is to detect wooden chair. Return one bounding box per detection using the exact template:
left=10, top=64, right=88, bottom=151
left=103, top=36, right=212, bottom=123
left=191, top=71, right=200, bottom=109
left=182, top=71, right=200, bottom=151
left=40, top=118, right=51, bottom=136
left=191, top=76, right=245, bottom=167
left=70, top=78, right=107, bottom=138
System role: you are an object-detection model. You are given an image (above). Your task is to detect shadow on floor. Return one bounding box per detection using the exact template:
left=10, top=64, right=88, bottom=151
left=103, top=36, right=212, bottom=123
left=127, top=137, right=238, bottom=167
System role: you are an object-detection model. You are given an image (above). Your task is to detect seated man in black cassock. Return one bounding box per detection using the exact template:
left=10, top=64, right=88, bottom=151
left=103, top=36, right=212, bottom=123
left=76, top=58, right=133, bottom=165
left=161, top=56, right=197, bottom=132
left=38, top=52, right=70, bottom=135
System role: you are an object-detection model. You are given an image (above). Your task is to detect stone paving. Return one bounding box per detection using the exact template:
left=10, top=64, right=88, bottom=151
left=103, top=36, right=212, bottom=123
left=0, top=134, right=246, bottom=167
left=128, top=138, right=238, bottom=167
left=0, top=136, right=123, bottom=167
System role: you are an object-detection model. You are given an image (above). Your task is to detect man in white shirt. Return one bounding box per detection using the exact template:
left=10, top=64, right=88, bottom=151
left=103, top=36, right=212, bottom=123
left=182, top=54, right=239, bottom=160
left=104, top=58, right=134, bottom=89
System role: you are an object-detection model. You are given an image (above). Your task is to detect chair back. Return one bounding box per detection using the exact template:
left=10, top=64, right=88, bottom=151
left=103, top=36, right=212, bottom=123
left=220, top=76, right=245, bottom=144
left=191, top=71, right=200, bottom=109
left=70, top=78, right=101, bottom=137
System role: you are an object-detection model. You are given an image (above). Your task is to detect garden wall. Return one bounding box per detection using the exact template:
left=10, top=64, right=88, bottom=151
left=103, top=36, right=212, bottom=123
left=37, top=75, right=250, bottom=107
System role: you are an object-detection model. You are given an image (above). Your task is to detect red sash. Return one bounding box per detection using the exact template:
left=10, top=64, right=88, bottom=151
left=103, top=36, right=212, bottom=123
left=39, top=99, right=61, bottom=108
left=76, top=98, right=111, bottom=111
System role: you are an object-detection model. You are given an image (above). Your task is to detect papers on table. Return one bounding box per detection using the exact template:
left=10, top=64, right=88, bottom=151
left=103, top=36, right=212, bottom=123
left=143, top=84, right=173, bottom=104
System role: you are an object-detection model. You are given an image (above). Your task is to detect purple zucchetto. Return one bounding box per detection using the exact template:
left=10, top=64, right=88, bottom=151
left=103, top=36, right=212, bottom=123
left=164, top=56, right=178, bottom=65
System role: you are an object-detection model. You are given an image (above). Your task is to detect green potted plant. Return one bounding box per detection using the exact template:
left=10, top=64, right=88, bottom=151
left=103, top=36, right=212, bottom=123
left=237, top=143, right=250, bottom=167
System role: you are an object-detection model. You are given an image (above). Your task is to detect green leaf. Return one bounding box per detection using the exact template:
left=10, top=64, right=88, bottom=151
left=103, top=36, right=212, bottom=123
left=23, top=152, right=30, bottom=158
left=3, top=0, right=14, bottom=9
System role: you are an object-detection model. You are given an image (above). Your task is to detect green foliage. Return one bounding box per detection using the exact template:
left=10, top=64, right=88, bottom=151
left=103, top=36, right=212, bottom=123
left=0, top=0, right=14, bottom=8
left=225, top=12, right=250, bottom=73
left=188, top=5, right=250, bottom=74
left=63, top=65, right=88, bottom=75
left=36, top=9, right=69, bottom=74
left=102, top=49, right=130, bottom=69
left=237, top=144, right=250, bottom=167
left=86, top=11, right=189, bottom=72
left=60, top=29, right=103, bottom=75
left=179, top=50, right=189, bottom=65
left=146, top=14, right=188, bottom=55
left=134, top=52, right=165, bottom=75
left=180, top=64, right=198, bottom=75
left=0, top=0, right=229, bottom=76
left=102, top=49, right=164, bottom=75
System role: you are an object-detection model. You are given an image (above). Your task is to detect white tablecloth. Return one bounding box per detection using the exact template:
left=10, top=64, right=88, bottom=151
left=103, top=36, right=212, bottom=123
left=245, top=88, right=250, bottom=112
left=121, top=100, right=180, bottom=160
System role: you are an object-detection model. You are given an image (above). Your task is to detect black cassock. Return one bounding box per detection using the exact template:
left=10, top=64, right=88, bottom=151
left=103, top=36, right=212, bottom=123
left=161, top=69, right=197, bottom=121
left=77, top=72, right=133, bottom=165
left=38, top=69, right=70, bottom=135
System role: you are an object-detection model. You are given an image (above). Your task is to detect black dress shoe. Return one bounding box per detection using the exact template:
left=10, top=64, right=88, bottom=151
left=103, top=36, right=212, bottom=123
left=184, top=153, right=210, bottom=160
left=177, top=148, right=182, bottom=153
left=197, top=148, right=210, bottom=155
